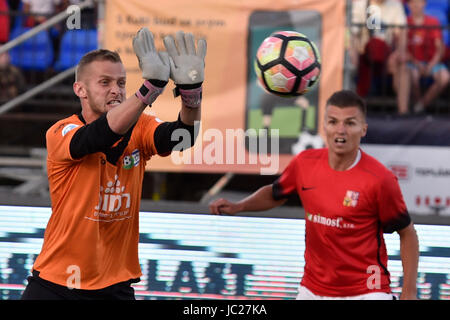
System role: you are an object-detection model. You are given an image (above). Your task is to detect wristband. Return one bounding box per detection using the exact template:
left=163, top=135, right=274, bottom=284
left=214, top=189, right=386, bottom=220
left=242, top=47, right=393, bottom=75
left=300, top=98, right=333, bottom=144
left=135, top=80, right=165, bottom=106
left=173, top=86, right=202, bottom=109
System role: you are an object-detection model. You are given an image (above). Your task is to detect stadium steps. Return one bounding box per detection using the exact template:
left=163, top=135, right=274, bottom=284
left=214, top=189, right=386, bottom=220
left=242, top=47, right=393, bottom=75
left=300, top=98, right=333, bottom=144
left=0, top=83, right=80, bottom=148
left=0, top=146, right=48, bottom=196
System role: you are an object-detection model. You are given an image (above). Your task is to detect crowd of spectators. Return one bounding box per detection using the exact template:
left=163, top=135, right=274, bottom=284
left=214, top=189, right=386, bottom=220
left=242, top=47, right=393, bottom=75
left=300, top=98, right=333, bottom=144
left=1, top=1, right=83, bottom=40
left=0, top=0, right=97, bottom=101
left=350, top=0, right=450, bottom=115
left=0, top=0, right=449, bottom=114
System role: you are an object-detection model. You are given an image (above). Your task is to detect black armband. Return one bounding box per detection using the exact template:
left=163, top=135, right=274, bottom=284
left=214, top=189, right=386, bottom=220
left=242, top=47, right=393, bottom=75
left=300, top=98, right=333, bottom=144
left=383, top=212, right=411, bottom=234
left=272, top=180, right=293, bottom=201
left=70, top=114, right=123, bottom=159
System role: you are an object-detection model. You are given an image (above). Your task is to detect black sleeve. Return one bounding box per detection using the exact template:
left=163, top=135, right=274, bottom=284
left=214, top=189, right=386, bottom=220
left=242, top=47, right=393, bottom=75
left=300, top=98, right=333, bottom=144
left=272, top=179, right=289, bottom=200
left=382, top=213, right=411, bottom=234
left=70, top=114, right=123, bottom=159
left=153, top=114, right=198, bottom=155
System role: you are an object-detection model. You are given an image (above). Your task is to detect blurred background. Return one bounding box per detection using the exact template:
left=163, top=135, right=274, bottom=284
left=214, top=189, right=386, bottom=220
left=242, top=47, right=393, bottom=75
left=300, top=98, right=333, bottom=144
left=0, top=0, right=449, bottom=300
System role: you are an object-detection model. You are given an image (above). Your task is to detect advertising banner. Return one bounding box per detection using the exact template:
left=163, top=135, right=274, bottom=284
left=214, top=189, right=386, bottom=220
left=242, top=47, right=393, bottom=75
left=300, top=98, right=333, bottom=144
left=362, top=116, right=450, bottom=217
left=1, top=206, right=449, bottom=300
left=103, top=0, right=346, bottom=174
left=362, top=144, right=450, bottom=216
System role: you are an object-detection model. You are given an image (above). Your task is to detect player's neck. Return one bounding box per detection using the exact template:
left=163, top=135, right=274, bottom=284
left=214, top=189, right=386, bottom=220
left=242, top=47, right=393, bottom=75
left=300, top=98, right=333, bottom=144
left=328, top=149, right=360, bottom=171
left=81, top=108, right=102, bottom=125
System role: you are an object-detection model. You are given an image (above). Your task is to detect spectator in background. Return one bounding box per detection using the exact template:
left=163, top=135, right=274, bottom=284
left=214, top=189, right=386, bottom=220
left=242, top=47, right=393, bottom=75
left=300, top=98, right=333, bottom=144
left=0, top=51, right=26, bottom=100
left=22, top=0, right=63, bottom=26
left=7, top=0, right=20, bottom=30
left=406, top=0, right=450, bottom=113
left=22, top=0, right=69, bottom=65
left=351, top=0, right=411, bottom=115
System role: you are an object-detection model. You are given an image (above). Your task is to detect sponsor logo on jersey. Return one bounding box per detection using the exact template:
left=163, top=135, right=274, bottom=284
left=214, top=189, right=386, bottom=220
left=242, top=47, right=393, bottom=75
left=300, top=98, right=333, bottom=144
left=61, top=123, right=79, bottom=136
left=90, top=175, right=131, bottom=222
left=343, top=190, right=360, bottom=207
left=306, top=212, right=355, bottom=229
left=54, top=122, right=67, bottom=134
left=123, top=149, right=140, bottom=170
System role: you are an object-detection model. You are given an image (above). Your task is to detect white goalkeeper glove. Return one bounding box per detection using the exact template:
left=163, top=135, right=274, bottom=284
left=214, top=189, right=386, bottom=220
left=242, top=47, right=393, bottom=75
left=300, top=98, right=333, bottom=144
left=132, top=27, right=170, bottom=105
left=163, top=31, right=207, bottom=108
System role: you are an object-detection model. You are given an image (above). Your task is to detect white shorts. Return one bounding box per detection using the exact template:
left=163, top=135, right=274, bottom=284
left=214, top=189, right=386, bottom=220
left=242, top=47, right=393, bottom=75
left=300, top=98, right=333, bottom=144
left=296, top=285, right=395, bottom=300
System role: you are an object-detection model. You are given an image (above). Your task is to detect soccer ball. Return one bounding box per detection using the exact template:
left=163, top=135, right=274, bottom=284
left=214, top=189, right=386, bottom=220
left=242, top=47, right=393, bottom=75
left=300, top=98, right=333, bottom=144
left=254, top=31, right=321, bottom=97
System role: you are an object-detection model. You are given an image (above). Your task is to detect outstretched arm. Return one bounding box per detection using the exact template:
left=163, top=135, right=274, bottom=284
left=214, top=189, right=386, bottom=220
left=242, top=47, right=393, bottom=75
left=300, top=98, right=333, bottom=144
left=106, top=95, right=148, bottom=135
left=209, top=185, right=287, bottom=215
left=108, top=28, right=170, bottom=135
left=397, top=222, right=419, bottom=300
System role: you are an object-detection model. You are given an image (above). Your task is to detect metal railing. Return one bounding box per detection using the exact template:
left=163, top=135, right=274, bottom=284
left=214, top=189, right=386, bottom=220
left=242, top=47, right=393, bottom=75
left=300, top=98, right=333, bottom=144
left=0, top=0, right=95, bottom=55
left=0, top=0, right=97, bottom=116
left=347, top=23, right=450, bottom=115
left=0, top=0, right=100, bottom=195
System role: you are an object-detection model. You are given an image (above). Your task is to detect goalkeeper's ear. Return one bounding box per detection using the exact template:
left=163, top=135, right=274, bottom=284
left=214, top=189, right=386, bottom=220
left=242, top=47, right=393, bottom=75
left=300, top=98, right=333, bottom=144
left=73, top=81, right=87, bottom=99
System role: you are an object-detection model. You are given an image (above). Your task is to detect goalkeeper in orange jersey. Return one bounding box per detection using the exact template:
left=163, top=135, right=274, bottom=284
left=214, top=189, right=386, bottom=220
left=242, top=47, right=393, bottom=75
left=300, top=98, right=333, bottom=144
left=21, top=28, right=206, bottom=299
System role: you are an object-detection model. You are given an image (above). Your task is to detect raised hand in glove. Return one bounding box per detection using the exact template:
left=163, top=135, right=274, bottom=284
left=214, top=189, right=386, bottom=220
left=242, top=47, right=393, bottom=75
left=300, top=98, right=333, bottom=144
left=164, top=31, right=207, bottom=108
left=163, top=31, right=206, bottom=85
left=133, top=27, right=170, bottom=82
left=132, top=27, right=170, bottom=105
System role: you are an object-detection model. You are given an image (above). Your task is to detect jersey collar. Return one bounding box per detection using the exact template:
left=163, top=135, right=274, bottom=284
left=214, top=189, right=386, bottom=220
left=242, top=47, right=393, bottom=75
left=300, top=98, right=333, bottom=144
left=346, top=149, right=362, bottom=170
left=77, top=113, right=86, bottom=125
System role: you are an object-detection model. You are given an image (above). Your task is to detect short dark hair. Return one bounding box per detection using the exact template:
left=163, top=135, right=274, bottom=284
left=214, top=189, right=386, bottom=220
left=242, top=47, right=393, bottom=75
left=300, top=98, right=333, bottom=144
left=75, top=49, right=122, bottom=81
left=326, top=90, right=367, bottom=117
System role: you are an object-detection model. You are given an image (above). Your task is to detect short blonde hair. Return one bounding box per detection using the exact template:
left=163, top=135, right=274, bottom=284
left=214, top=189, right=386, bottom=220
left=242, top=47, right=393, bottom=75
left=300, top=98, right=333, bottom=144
left=75, top=49, right=122, bottom=81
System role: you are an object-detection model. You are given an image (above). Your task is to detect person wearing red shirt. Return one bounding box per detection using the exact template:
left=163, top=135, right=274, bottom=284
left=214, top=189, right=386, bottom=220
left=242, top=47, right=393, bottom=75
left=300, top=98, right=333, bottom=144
left=0, top=0, right=9, bottom=44
left=406, top=0, right=450, bottom=113
left=210, top=90, right=419, bottom=300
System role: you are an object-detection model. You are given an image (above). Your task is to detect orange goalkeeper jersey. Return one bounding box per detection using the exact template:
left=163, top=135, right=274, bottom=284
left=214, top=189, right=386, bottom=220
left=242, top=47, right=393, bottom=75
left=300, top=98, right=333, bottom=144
left=33, top=113, right=163, bottom=289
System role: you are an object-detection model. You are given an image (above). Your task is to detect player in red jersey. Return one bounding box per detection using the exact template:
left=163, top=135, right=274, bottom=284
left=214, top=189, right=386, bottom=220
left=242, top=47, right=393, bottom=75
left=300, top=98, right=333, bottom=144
left=210, top=90, right=419, bottom=300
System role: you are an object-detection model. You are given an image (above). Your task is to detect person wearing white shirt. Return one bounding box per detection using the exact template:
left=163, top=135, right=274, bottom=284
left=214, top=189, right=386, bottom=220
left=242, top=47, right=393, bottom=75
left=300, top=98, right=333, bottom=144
left=350, top=0, right=411, bottom=115
left=22, top=0, right=62, bottom=25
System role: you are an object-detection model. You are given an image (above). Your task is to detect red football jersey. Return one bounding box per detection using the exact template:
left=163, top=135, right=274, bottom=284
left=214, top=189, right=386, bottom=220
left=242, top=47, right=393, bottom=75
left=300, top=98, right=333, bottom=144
left=273, top=148, right=410, bottom=297
left=407, top=15, right=442, bottom=62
